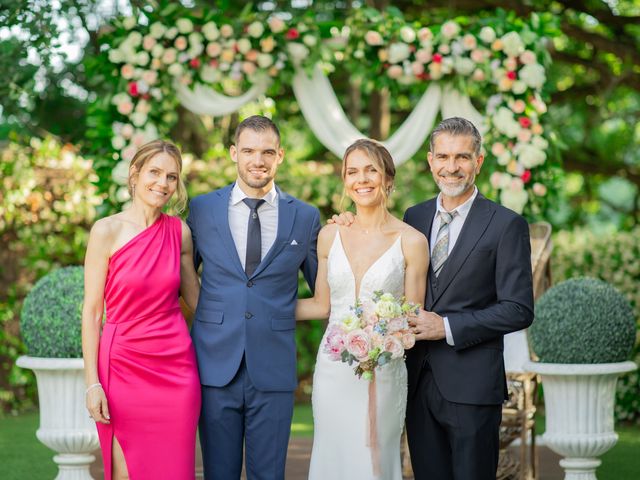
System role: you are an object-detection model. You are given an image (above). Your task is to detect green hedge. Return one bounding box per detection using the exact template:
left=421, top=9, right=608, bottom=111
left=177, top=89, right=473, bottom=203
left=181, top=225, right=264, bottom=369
left=553, top=228, right=640, bottom=424
left=20, top=267, right=84, bottom=358
left=531, top=277, right=635, bottom=363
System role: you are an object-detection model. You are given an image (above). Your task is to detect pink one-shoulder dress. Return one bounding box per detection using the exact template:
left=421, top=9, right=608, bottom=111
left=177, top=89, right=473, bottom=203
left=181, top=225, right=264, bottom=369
left=97, top=214, right=200, bottom=480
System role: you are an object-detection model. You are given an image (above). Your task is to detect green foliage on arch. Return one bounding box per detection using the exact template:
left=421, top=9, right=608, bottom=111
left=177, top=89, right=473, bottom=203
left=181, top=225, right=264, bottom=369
left=85, top=5, right=560, bottom=218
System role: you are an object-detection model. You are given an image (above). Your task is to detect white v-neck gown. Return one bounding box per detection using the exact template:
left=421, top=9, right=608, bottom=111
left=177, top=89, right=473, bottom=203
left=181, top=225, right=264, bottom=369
left=309, top=231, right=407, bottom=480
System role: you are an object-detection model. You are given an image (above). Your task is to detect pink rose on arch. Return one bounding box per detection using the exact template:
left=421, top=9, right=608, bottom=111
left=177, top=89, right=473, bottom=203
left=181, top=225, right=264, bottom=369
left=117, top=101, right=134, bottom=116
left=242, top=61, right=257, bottom=75
left=519, top=50, right=537, bottom=65
left=387, top=65, right=403, bottom=79
left=364, top=30, right=384, bottom=46
left=415, top=48, right=432, bottom=64
left=401, top=332, right=416, bottom=350
left=143, top=35, right=156, bottom=51
left=384, top=335, right=405, bottom=359
left=121, top=64, right=135, bottom=79
left=245, top=49, right=259, bottom=62
left=346, top=329, right=371, bottom=361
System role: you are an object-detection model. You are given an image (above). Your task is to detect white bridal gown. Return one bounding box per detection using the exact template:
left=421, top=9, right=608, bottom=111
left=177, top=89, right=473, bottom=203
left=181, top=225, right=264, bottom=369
left=309, top=230, right=407, bottom=480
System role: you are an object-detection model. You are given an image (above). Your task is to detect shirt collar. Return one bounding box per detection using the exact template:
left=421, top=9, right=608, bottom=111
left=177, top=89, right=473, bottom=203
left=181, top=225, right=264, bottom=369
left=436, top=186, right=478, bottom=220
left=231, top=182, right=278, bottom=207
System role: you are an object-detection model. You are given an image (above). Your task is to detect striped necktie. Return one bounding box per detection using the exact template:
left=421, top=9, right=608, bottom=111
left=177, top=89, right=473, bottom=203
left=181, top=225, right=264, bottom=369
left=431, top=210, right=457, bottom=277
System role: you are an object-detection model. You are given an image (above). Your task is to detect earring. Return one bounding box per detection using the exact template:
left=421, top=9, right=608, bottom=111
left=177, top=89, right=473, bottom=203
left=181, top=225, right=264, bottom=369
left=131, top=184, right=136, bottom=197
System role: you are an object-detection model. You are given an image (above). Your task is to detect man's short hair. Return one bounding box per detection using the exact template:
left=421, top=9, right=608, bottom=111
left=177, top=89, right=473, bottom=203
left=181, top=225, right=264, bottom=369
left=429, top=117, right=482, bottom=156
left=234, top=115, right=281, bottom=147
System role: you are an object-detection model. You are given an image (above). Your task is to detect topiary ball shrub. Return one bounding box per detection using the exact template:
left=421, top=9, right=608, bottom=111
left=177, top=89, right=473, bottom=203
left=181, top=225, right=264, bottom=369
left=530, top=277, right=636, bottom=363
left=20, top=266, right=84, bottom=357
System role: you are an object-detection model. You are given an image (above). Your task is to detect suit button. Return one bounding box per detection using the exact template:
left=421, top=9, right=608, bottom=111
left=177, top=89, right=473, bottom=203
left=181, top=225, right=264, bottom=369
left=247, top=281, right=254, bottom=287
left=245, top=312, right=253, bottom=319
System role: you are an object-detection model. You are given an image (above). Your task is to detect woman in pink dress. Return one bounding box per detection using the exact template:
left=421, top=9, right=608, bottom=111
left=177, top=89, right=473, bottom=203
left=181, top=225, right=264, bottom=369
left=82, top=140, right=201, bottom=480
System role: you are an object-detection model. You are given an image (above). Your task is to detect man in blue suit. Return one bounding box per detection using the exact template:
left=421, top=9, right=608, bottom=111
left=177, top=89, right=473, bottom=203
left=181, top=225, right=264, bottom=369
left=187, top=115, right=320, bottom=480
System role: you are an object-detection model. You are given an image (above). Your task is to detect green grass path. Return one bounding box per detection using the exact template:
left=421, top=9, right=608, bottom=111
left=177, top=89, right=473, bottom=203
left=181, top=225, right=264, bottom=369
left=1, top=407, right=638, bottom=480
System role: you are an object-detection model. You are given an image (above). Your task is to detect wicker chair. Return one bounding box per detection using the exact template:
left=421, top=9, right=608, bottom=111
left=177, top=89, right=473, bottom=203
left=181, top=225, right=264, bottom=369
left=402, top=222, right=553, bottom=480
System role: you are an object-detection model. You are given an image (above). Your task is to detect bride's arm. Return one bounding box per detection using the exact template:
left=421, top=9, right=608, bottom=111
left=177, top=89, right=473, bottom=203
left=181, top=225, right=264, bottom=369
left=295, top=225, right=335, bottom=321
left=402, top=228, right=429, bottom=307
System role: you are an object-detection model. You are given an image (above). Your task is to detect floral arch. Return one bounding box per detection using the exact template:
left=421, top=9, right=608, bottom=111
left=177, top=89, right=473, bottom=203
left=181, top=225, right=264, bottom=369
left=88, top=6, right=557, bottom=216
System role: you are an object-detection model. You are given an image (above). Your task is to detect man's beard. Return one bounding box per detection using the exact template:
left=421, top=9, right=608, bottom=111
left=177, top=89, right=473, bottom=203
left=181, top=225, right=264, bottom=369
left=435, top=173, right=475, bottom=198
left=240, top=170, right=272, bottom=189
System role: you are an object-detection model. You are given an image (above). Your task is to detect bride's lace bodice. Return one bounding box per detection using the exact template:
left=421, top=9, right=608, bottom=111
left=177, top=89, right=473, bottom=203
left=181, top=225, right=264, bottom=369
left=327, top=230, right=405, bottom=325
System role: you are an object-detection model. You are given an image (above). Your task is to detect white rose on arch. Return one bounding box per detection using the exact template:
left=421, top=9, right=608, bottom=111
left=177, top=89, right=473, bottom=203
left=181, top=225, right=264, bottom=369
left=202, top=22, right=220, bottom=41
left=111, top=159, right=130, bottom=184
left=519, top=63, right=546, bottom=89
left=441, top=21, right=460, bottom=39
left=501, top=31, right=524, bottom=57
left=500, top=186, right=528, bottom=214
left=287, top=42, right=309, bottom=64
left=516, top=143, right=547, bottom=169
left=493, top=107, right=521, bottom=138
left=248, top=21, right=265, bottom=38
left=454, top=56, right=475, bottom=75
left=149, top=22, right=166, bottom=39
left=388, top=42, right=411, bottom=63
left=400, top=26, right=416, bottom=43
left=479, top=26, right=496, bottom=43
left=176, top=18, right=194, bottom=34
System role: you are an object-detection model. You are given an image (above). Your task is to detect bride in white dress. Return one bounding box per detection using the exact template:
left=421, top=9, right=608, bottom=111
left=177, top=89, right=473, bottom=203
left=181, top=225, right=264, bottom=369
left=296, top=139, right=429, bottom=479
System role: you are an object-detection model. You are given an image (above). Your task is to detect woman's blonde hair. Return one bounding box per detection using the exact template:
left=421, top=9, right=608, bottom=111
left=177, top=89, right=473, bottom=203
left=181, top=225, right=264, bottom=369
left=340, top=139, right=396, bottom=209
left=128, top=139, right=187, bottom=213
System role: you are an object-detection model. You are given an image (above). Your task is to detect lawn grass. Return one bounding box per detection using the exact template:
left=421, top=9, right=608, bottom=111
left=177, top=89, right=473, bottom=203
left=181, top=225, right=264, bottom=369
left=2, top=406, right=638, bottom=479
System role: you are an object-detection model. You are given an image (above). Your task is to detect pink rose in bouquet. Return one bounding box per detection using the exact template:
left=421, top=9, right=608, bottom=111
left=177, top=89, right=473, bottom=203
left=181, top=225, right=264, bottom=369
left=323, top=291, right=420, bottom=380
left=346, top=330, right=371, bottom=361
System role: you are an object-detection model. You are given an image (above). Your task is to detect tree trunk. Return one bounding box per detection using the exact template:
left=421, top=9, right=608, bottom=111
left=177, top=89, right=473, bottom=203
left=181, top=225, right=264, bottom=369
left=369, top=88, right=390, bottom=140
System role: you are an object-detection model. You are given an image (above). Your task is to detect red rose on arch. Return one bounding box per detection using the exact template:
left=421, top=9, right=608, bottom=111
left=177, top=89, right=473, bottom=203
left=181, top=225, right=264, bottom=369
left=127, top=82, right=139, bottom=97
left=506, top=71, right=517, bottom=80
left=189, top=58, right=201, bottom=68
left=521, top=170, right=532, bottom=184
left=432, top=53, right=443, bottom=63
left=519, top=116, right=532, bottom=128
left=285, top=28, right=300, bottom=40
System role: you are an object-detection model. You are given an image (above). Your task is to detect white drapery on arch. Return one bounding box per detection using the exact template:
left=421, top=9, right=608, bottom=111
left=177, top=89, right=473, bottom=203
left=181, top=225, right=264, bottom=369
left=175, top=65, right=486, bottom=164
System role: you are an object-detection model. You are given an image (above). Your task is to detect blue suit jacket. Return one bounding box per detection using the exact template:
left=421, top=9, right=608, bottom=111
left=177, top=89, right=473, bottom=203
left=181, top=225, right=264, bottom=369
left=187, top=183, right=320, bottom=392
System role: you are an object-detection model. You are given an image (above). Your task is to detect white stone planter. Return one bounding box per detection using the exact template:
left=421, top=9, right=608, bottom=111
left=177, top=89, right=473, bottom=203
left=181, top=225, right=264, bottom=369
left=525, top=361, right=637, bottom=480
left=17, top=356, right=99, bottom=480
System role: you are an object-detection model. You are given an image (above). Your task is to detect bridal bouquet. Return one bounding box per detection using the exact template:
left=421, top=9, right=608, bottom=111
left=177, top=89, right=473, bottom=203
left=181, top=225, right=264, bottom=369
left=323, top=291, right=420, bottom=380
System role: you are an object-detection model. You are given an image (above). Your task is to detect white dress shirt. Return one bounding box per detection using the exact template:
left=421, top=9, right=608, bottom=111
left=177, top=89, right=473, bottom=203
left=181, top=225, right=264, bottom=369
left=228, top=182, right=279, bottom=270
left=429, top=186, right=478, bottom=346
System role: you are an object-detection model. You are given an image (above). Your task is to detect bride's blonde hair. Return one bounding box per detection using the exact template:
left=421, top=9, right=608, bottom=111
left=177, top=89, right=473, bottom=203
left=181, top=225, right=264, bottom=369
left=340, top=139, right=396, bottom=210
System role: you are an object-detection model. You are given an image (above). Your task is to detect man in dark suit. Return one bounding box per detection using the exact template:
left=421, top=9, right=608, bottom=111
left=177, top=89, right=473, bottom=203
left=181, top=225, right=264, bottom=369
left=187, top=115, right=320, bottom=479
left=404, top=117, right=534, bottom=480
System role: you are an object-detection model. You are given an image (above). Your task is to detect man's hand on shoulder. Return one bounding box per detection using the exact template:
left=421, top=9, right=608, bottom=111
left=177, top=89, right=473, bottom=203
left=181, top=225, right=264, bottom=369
left=327, top=211, right=356, bottom=226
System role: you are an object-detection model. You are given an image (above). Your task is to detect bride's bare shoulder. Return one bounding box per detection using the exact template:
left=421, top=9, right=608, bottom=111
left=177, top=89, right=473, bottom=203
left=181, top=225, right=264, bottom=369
left=317, top=223, right=339, bottom=256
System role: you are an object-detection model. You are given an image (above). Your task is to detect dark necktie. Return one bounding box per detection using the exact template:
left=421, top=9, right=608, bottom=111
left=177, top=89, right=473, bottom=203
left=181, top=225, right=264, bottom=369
left=243, top=198, right=265, bottom=276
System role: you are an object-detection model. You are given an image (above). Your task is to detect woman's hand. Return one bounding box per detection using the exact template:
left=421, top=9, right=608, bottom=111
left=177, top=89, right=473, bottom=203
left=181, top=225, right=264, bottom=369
left=86, top=385, right=111, bottom=424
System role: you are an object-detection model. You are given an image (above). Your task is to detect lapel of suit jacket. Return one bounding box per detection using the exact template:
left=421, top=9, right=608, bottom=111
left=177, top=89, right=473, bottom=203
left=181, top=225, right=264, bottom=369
left=250, top=186, right=296, bottom=279
left=431, top=194, right=495, bottom=306
left=211, top=184, right=246, bottom=277
left=416, top=199, right=437, bottom=243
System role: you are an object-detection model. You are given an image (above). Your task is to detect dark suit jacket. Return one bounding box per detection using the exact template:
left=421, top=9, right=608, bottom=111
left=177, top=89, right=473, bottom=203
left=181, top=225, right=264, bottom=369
left=404, top=193, right=534, bottom=406
left=187, top=183, right=320, bottom=392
